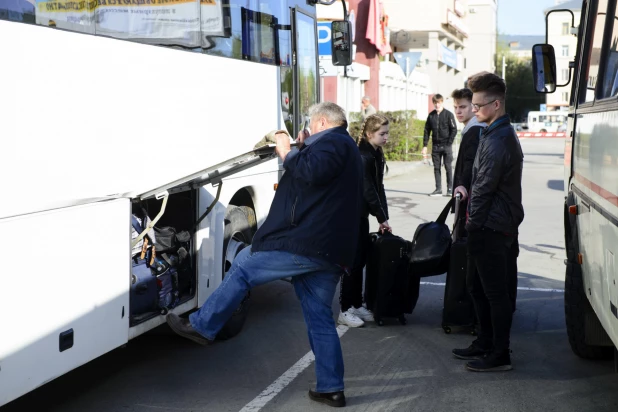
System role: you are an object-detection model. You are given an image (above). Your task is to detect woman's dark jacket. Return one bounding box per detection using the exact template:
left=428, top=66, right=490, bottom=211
left=358, top=139, right=388, bottom=223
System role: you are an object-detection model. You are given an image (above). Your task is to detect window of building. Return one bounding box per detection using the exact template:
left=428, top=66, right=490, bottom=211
left=562, top=45, right=569, bottom=57
left=562, top=68, right=569, bottom=81
left=583, top=0, right=608, bottom=102
left=562, top=22, right=570, bottom=35
left=562, top=92, right=569, bottom=102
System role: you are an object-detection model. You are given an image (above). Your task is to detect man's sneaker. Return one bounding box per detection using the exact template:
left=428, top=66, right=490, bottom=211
left=445, top=189, right=453, bottom=197
left=429, top=189, right=442, bottom=197
left=338, top=309, right=364, bottom=327
left=353, top=306, right=375, bottom=322
left=452, top=341, right=491, bottom=360
left=465, top=350, right=513, bottom=372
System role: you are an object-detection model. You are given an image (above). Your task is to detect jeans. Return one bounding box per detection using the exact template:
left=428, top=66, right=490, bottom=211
left=466, top=229, right=515, bottom=352
left=340, top=216, right=370, bottom=311
left=431, top=145, right=453, bottom=191
left=189, top=247, right=345, bottom=393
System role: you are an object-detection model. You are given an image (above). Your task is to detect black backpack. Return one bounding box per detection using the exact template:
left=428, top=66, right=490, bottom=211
left=409, top=198, right=454, bottom=277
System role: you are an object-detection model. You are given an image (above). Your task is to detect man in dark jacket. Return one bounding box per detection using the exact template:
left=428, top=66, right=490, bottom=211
left=451, top=88, right=485, bottom=237
left=166, top=102, right=362, bottom=408
left=422, top=94, right=458, bottom=197
left=452, top=72, right=524, bottom=372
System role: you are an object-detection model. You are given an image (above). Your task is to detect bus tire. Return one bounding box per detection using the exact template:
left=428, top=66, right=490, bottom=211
left=540, top=128, right=547, bottom=133
left=216, top=205, right=257, bottom=341
left=565, top=262, right=613, bottom=359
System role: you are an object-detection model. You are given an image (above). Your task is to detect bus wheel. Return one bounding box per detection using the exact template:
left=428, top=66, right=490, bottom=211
left=565, top=261, right=613, bottom=359
left=540, top=128, right=547, bottom=132
left=216, top=205, right=257, bottom=341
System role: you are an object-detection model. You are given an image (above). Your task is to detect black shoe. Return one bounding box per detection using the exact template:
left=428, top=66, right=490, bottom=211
left=465, top=350, right=512, bottom=372
left=308, top=389, right=346, bottom=407
left=452, top=341, right=490, bottom=360
left=445, top=189, right=453, bottom=197
left=166, top=313, right=213, bottom=346
left=429, top=189, right=442, bottom=197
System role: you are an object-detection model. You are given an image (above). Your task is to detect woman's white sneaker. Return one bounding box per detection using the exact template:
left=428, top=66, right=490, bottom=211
left=353, top=306, right=375, bottom=322
left=338, top=309, right=365, bottom=327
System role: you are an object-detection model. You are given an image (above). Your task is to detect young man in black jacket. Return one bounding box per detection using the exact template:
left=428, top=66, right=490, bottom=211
left=452, top=72, right=524, bottom=372
left=422, top=94, right=457, bottom=197
left=451, top=88, right=485, bottom=237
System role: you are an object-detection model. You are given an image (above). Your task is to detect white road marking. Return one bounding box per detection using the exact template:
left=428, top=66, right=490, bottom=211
left=239, top=324, right=349, bottom=412
left=420, top=281, right=564, bottom=293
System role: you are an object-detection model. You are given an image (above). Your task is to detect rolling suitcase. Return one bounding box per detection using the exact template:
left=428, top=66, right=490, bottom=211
left=365, top=231, right=415, bottom=326
left=442, top=194, right=476, bottom=334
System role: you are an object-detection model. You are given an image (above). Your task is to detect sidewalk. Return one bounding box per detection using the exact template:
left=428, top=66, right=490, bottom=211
left=384, top=160, right=425, bottom=180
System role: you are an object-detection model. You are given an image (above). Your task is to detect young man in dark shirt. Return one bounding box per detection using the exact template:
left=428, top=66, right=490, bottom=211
left=422, top=94, right=458, bottom=197
left=452, top=72, right=524, bottom=372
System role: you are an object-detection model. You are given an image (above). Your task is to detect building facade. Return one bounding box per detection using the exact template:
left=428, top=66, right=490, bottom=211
left=465, top=0, right=498, bottom=77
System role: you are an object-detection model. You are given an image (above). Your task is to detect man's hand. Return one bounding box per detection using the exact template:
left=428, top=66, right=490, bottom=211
left=297, top=129, right=310, bottom=144
left=422, top=147, right=428, bottom=156
left=453, top=185, right=468, bottom=201
left=275, top=132, right=291, bottom=161
left=379, top=221, right=392, bottom=233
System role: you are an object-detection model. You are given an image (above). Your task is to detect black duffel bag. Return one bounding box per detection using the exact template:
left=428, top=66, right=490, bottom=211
left=409, top=198, right=454, bottom=277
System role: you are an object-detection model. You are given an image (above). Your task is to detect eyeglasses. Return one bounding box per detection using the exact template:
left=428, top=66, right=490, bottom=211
left=472, top=99, right=497, bottom=111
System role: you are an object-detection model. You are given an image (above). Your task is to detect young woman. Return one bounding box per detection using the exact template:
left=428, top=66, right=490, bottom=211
left=338, top=114, right=392, bottom=327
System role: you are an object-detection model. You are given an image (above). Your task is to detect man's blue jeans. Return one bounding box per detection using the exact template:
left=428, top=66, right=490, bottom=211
left=189, top=247, right=345, bottom=393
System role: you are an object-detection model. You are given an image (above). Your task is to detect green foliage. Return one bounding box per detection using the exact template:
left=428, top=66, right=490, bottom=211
left=349, top=110, right=428, bottom=161
left=503, top=57, right=545, bottom=122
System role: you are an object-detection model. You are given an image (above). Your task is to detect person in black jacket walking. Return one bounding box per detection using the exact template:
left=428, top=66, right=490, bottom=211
left=166, top=102, right=362, bottom=407
left=452, top=72, right=524, bottom=372
left=422, top=94, right=457, bottom=197
left=338, top=114, right=391, bottom=328
left=451, top=88, right=485, bottom=237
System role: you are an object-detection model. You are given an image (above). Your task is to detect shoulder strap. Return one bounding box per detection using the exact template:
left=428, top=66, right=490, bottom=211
left=436, top=198, right=455, bottom=224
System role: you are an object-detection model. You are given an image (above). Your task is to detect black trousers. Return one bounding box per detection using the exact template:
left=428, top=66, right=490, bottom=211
left=432, top=145, right=453, bottom=191
left=466, top=229, right=516, bottom=352
left=340, top=216, right=370, bottom=311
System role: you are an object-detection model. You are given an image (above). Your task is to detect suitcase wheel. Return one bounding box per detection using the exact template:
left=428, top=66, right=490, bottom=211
left=398, top=315, right=407, bottom=325
left=376, top=318, right=384, bottom=326
left=160, top=308, right=169, bottom=316
left=442, top=325, right=452, bottom=334
left=470, top=328, right=477, bottom=336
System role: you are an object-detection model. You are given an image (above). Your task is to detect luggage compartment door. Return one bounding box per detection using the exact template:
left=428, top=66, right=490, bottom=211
left=0, top=198, right=130, bottom=407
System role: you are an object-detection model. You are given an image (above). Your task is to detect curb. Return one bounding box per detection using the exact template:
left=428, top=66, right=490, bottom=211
left=384, top=161, right=426, bottom=180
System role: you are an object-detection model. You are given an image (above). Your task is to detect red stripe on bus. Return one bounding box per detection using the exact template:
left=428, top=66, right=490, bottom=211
left=574, top=173, right=618, bottom=207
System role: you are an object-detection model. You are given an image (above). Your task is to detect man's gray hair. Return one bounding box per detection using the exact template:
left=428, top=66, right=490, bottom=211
left=307, top=102, right=348, bottom=128
left=362, top=96, right=371, bottom=101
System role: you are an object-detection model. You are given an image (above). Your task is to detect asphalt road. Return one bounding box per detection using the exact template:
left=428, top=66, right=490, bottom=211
left=4, top=138, right=618, bottom=412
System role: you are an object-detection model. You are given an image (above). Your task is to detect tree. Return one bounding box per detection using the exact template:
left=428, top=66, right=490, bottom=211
left=502, top=56, right=545, bottom=123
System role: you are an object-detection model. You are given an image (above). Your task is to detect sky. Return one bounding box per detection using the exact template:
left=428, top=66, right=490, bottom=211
left=498, top=0, right=557, bottom=35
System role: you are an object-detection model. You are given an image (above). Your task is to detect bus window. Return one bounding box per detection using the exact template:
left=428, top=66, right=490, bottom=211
left=583, top=0, right=608, bottom=102
left=601, top=4, right=618, bottom=97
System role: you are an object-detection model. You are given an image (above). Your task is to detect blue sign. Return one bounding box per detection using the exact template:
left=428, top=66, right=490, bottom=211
left=540, top=104, right=547, bottom=112
left=438, top=44, right=458, bottom=69
left=318, top=22, right=332, bottom=57
left=393, top=52, right=422, bottom=76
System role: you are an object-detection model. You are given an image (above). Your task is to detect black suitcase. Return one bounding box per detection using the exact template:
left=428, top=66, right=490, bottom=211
left=365, top=232, right=416, bottom=326
left=442, top=195, right=476, bottom=334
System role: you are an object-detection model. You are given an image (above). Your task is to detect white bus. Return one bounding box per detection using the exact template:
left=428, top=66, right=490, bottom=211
left=0, top=0, right=350, bottom=406
left=533, top=0, right=618, bottom=361
left=526, top=110, right=568, bottom=133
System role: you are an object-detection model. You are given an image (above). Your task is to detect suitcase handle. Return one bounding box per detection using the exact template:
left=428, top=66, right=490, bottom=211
left=452, top=193, right=462, bottom=242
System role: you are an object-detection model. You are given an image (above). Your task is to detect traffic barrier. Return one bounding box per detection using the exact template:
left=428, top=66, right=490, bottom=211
left=517, top=132, right=566, bottom=138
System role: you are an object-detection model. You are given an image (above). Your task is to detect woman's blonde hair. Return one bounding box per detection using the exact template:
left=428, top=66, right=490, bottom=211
left=358, top=114, right=389, bottom=145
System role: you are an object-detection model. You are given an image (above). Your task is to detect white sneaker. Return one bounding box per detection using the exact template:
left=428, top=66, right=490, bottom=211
left=353, top=306, right=375, bottom=322
left=338, top=309, right=364, bottom=327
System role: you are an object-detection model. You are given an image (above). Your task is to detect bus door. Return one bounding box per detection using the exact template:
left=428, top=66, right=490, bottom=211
left=292, top=8, right=319, bottom=136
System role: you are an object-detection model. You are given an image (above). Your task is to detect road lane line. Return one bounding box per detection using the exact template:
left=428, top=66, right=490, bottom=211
left=239, top=325, right=349, bottom=412
left=420, top=281, right=564, bottom=293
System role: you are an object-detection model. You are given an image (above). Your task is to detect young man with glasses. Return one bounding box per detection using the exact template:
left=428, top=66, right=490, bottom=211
left=422, top=94, right=458, bottom=196
left=452, top=72, right=524, bottom=372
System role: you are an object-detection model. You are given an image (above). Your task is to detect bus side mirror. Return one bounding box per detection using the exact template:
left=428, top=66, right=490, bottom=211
left=532, top=44, right=557, bottom=93
left=331, top=20, right=353, bottom=66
